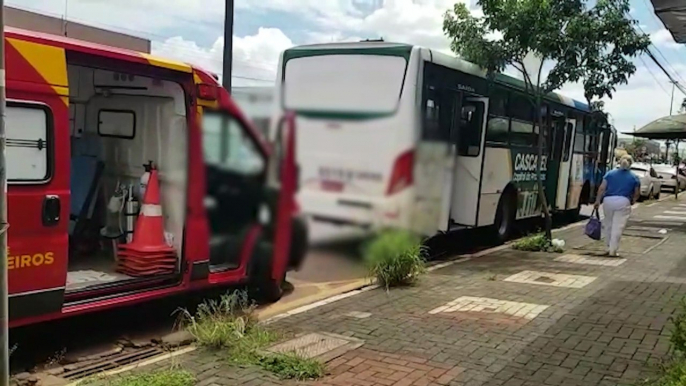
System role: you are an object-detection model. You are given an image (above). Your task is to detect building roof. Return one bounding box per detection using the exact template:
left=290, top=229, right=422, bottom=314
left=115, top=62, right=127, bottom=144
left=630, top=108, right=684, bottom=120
left=650, top=0, right=686, bottom=44
left=6, top=6, right=151, bottom=53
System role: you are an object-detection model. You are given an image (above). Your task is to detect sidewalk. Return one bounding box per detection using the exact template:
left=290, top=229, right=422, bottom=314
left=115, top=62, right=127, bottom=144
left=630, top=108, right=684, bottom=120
left=88, top=197, right=686, bottom=386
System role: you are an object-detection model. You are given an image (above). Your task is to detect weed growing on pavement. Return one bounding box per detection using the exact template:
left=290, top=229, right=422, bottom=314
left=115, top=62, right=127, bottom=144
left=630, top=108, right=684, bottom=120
left=363, top=229, right=427, bottom=289
left=257, top=352, right=325, bottom=380
left=179, top=291, right=263, bottom=349
left=512, top=233, right=563, bottom=253
left=641, top=298, right=686, bottom=385
left=180, top=290, right=324, bottom=381
left=79, top=369, right=195, bottom=386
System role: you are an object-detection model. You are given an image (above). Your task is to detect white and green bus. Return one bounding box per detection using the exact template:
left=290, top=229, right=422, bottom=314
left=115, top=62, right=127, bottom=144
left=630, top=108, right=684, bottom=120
left=273, top=41, right=617, bottom=240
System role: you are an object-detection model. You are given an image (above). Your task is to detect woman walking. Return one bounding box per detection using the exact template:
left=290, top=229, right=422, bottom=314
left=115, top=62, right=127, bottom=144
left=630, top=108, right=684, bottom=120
left=593, top=155, right=640, bottom=257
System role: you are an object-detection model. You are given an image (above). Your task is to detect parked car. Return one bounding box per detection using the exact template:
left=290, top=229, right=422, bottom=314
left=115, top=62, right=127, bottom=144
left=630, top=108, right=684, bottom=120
left=653, top=164, right=686, bottom=192
left=630, top=163, right=661, bottom=200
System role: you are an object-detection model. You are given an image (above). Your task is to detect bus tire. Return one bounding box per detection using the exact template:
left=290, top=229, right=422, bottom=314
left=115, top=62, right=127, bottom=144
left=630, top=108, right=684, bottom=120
left=494, top=190, right=516, bottom=243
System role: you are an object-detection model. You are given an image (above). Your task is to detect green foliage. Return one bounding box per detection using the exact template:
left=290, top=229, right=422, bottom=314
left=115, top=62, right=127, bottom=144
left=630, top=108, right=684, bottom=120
left=625, top=139, right=648, bottom=159
left=180, top=291, right=260, bottom=349
left=670, top=298, right=686, bottom=356
left=512, top=233, right=563, bottom=253
left=179, top=290, right=324, bottom=381
left=363, top=230, right=427, bottom=289
left=641, top=361, right=686, bottom=386
left=257, top=353, right=325, bottom=380
left=443, top=0, right=650, bottom=103
left=641, top=298, right=686, bottom=385
left=80, top=369, right=195, bottom=386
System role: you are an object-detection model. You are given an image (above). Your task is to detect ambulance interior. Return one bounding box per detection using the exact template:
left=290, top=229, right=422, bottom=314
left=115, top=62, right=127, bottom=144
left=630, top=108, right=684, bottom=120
left=66, top=64, right=188, bottom=294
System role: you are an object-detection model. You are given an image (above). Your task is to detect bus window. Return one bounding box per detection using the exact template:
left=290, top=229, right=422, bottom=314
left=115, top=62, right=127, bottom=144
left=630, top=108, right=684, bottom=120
left=574, top=132, right=585, bottom=153
left=563, top=122, right=574, bottom=161
left=485, top=88, right=508, bottom=144
left=486, top=117, right=509, bottom=144
left=458, top=101, right=485, bottom=156
left=423, top=97, right=441, bottom=141
left=510, top=120, right=535, bottom=146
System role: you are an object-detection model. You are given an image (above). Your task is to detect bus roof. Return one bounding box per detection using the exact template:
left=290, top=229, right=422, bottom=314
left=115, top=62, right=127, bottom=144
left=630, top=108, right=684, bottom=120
left=283, top=41, right=590, bottom=113
left=6, top=26, right=199, bottom=76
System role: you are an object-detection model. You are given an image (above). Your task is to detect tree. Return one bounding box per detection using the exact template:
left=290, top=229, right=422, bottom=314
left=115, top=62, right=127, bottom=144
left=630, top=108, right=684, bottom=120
left=443, top=0, right=649, bottom=239
left=624, top=138, right=646, bottom=160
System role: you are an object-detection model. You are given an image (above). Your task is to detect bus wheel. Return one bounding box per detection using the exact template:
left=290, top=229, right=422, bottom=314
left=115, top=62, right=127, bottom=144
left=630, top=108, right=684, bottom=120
left=494, top=193, right=515, bottom=243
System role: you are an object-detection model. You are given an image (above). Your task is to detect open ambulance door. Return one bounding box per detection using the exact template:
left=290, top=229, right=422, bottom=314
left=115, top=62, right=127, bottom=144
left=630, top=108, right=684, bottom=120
left=411, top=88, right=462, bottom=236
left=266, top=111, right=298, bottom=290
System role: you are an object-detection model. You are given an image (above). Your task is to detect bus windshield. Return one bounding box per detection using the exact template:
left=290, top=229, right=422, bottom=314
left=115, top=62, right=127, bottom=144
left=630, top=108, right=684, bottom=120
left=283, top=54, right=407, bottom=114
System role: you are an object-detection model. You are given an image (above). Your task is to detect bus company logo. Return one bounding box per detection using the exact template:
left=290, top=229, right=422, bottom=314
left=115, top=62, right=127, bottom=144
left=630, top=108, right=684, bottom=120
left=513, top=153, right=548, bottom=183
left=7, top=246, right=55, bottom=270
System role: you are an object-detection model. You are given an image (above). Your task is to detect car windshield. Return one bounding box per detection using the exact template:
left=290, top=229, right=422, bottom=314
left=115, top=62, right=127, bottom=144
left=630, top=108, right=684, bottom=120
left=630, top=167, right=647, bottom=176
left=654, top=165, right=675, bottom=174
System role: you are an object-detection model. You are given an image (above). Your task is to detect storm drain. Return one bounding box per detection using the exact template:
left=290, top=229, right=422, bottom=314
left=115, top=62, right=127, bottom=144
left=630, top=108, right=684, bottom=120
left=266, top=332, right=364, bottom=363
left=62, top=347, right=166, bottom=381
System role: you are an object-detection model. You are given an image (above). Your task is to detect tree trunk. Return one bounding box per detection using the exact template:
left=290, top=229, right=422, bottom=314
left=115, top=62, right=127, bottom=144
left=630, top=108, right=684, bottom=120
left=535, top=97, right=552, bottom=240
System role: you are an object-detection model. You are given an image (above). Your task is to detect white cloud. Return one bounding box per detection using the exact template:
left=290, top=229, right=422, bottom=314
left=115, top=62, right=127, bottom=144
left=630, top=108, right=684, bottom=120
left=13, top=0, right=681, bottom=131
left=152, top=28, right=293, bottom=87
left=651, top=28, right=680, bottom=49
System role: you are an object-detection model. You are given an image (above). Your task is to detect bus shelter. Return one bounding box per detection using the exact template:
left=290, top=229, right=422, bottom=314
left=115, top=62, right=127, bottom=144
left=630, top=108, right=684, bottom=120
left=628, top=113, right=686, bottom=198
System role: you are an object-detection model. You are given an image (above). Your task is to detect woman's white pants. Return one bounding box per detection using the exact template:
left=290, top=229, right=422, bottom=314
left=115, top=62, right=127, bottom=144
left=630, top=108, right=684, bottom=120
left=602, top=196, right=632, bottom=255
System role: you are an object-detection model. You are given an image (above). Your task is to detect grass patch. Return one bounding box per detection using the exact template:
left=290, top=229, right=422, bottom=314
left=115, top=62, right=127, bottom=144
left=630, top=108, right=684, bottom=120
left=257, top=353, right=325, bottom=380
left=640, top=298, right=686, bottom=385
left=363, top=229, right=427, bottom=289
left=180, top=291, right=263, bottom=349
left=179, top=291, right=323, bottom=381
left=80, top=369, right=195, bottom=386
left=511, top=233, right=563, bottom=253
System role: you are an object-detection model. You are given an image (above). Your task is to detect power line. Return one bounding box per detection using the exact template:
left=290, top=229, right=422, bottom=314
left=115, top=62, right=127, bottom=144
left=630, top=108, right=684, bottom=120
left=634, top=22, right=686, bottom=87
left=637, top=55, right=671, bottom=96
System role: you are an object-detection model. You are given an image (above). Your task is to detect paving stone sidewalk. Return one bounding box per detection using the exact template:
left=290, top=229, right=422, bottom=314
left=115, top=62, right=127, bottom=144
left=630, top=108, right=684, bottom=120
left=118, top=197, right=686, bottom=385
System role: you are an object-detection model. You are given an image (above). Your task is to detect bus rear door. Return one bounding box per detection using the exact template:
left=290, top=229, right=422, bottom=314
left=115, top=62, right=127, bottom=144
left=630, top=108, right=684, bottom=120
left=450, top=96, right=488, bottom=227
left=555, top=118, right=576, bottom=210
left=412, top=87, right=462, bottom=236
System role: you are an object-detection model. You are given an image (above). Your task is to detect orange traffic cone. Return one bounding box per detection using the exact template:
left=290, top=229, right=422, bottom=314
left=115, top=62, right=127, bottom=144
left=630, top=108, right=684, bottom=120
left=117, top=165, right=178, bottom=277
left=119, top=167, right=174, bottom=254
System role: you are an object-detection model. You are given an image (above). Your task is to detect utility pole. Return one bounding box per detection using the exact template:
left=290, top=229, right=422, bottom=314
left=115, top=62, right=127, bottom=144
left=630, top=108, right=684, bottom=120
left=222, top=0, right=234, bottom=93
left=219, top=0, right=234, bottom=162
left=0, top=1, right=9, bottom=384
left=669, top=80, right=676, bottom=115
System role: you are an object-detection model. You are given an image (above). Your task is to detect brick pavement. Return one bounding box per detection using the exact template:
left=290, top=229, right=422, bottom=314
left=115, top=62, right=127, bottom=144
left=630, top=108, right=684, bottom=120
left=101, top=197, right=686, bottom=385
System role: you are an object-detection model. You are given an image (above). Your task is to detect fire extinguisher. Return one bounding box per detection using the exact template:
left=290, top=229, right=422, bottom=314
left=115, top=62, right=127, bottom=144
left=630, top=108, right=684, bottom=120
left=140, top=161, right=153, bottom=199
left=125, top=186, right=139, bottom=243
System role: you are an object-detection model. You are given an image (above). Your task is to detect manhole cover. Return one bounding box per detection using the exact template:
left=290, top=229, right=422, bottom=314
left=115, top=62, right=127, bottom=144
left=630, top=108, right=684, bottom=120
left=266, top=332, right=364, bottom=362
left=534, top=276, right=555, bottom=283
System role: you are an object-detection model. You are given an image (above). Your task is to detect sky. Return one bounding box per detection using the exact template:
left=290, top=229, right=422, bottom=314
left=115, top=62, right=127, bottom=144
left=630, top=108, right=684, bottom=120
left=12, top=0, right=686, bottom=134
